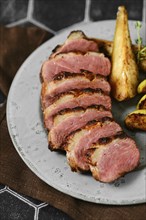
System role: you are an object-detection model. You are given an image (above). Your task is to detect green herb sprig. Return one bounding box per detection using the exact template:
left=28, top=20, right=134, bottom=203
left=135, top=21, right=146, bottom=63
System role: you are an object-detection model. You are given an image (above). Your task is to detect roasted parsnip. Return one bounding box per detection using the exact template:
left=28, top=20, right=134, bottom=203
left=92, top=39, right=146, bottom=72
left=109, top=6, right=139, bottom=101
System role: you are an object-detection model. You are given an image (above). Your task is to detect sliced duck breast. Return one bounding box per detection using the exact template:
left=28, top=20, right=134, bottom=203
left=50, top=30, right=99, bottom=58
left=41, top=52, right=111, bottom=82
left=88, top=133, right=140, bottom=182
left=66, top=118, right=122, bottom=171
left=43, top=87, right=111, bottom=109
left=43, top=90, right=111, bottom=129
left=40, top=30, right=140, bottom=183
left=49, top=106, right=112, bottom=150
left=41, top=71, right=111, bottom=108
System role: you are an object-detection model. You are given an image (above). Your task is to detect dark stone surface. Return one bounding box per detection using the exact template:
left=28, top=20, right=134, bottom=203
left=0, top=0, right=29, bottom=25
left=0, top=185, right=72, bottom=220
left=38, top=205, right=72, bottom=220
left=90, top=0, right=143, bottom=21
left=0, top=184, right=5, bottom=190
left=0, top=191, right=35, bottom=220
left=0, top=91, right=5, bottom=103
left=20, top=194, right=45, bottom=206
left=33, top=0, right=86, bottom=31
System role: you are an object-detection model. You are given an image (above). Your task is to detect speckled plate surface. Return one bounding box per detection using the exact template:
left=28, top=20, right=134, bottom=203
left=7, top=21, right=146, bottom=205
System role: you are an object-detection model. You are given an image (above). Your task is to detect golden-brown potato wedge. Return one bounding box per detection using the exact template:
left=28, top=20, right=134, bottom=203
left=109, top=6, right=139, bottom=101
left=137, top=79, right=146, bottom=93
left=137, top=94, right=146, bottom=109
left=125, top=109, right=146, bottom=131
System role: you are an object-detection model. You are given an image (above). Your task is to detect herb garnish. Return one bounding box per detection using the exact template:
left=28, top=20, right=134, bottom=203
left=135, top=21, right=146, bottom=63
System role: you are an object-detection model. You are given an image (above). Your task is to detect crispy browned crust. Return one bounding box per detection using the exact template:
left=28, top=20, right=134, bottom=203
left=94, top=131, right=127, bottom=146
left=41, top=82, right=48, bottom=109
left=48, top=143, right=65, bottom=151
left=55, top=105, right=109, bottom=116
left=49, top=115, right=113, bottom=151
left=41, top=83, right=108, bottom=113
left=41, top=71, right=110, bottom=109
left=63, top=117, right=114, bottom=149
left=60, top=87, right=105, bottom=98
left=41, top=69, right=110, bottom=109
left=42, top=88, right=108, bottom=108
left=52, top=70, right=106, bottom=81
left=67, top=30, right=87, bottom=39
left=69, top=131, right=128, bottom=171
left=40, top=65, right=44, bottom=83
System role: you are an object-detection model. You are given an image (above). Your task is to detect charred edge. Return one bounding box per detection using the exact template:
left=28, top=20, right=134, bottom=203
left=69, top=88, right=105, bottom=95
left=67, top=30, right=100, bottom=47
left=55, top=105, right=109, bottom=116
left=84, top=149, right=97, bottom=165
left=69, top=165, right=89, bottom=173
left=48, top=141, right=54, bottom=151
left=114, top=131, right=127, bottom=139
left=62, top=143, right=68, bottom=151
left=65, top=115, right=114, bottom=148
left=101, top=116, right=113, bottom=123
left=50, top=48, right=84, bottom=59
left=97, top=131, right=127, bottom=145
left=70, top=166, right=78, bottom=172
left=89, top=116, right=113, bottom=128
left=98, top=44, right=112, bottom=58
left=51, top=88, right=106, bottom=102
left=47, top=88, right=107, bottom=105
left=90, top=37, right=112, bottom=58
left=65, top=116, right=113, bottom=140
left=51, top=44, right=61, bottom=54
left=86, top=119, right=101, bottom=126
left=51, top=31, right=86, bottom=55
left=83, top=131, right=128, bottom=163
left=48, top=141, right=65, bottom=151
left=80, top=69, right=107, bottom=81
left=58, top=106, right=84, bottom=114
left=85, top=116, right=113, bottom=128
left=67, top=30, right=86, bottom=39
left=98, top=137, right=111, bottom=145
left=54, top=51, right=86, bottom=57
left=40, top=66, right=44, bottom=83
left=76, top=167, right=90, bottom=173
left=52, top=70, right=105, bottom=81
left=85, top=148, right=96, bottom=162
left=51, top=30, right=98, bottom=56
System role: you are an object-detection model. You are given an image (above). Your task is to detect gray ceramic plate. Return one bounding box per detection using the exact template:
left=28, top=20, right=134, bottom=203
left=7, top=20, right=146, bottom=205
